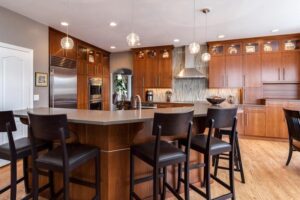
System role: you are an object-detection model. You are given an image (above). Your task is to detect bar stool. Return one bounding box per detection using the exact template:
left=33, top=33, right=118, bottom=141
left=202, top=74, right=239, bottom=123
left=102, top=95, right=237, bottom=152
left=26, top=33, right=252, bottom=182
left=130, top=111, right=194, bottom=200
left=213, top=127, right=245, bottom=183
left=178, top=108, right=238, bottom=200
left=28, top=113, right=101, bottom=200
left=0, top=111, right=50, bottom=200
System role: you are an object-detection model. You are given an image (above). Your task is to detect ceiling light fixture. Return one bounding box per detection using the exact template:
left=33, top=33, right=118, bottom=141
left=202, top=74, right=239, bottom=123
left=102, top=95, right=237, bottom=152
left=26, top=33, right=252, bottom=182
left=110, top=22, right=117, bottom=27
left=60, top=0, right=74, bottom=50
left=174, top=39, right=180, bottom=43
left=218, top=34, right=225, bottom=39
left=271, top=29, right=279, bottom=33
left=201, top=8, right=211, bottom=62
left=126, top=0, right=140, bottom=47
left=188, top=0, right=200, bottom=54
left=110, top=46, right=116, bottom=49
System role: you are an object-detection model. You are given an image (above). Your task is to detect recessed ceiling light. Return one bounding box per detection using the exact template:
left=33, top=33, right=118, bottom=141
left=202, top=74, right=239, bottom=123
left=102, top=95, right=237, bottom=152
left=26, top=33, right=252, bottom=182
left=218, top=35, right=225, bottom=39
left=137, top=42, right=141, bottom=46
left=173, top=39, right=180, bottom=43
left=109, top=22, right=117, bottom=27
left=271, top=29, right=279, bottom=33
left=110, top=46, right=116, bottom=49
left=60, top=22, right=69, bottom=26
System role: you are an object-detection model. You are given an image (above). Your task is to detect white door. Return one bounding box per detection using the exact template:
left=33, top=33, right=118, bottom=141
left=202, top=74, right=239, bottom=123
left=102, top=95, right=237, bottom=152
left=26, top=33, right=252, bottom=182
left=0, top=42, right=33, bottom=166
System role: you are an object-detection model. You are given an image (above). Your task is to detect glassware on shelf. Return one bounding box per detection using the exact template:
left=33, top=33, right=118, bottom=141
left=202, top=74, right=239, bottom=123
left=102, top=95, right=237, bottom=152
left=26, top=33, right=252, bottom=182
left=227, top=44, right=241, bottom=55
left=263, top=40, right=279, bottom=52
left=245, top=42, right=259, bottom=53
left=211, top=45, right=224, bottom=55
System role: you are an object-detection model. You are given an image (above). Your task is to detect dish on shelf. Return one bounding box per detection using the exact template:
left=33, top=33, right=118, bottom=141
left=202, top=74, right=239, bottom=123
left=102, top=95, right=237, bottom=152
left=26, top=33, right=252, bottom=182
left=285, top=41, right=296, bottom=50
left=245, top=45, right=256, bottom=53
left=228, top=46, right=238, bottom=54
left=263, top=44, right=273, bottom=52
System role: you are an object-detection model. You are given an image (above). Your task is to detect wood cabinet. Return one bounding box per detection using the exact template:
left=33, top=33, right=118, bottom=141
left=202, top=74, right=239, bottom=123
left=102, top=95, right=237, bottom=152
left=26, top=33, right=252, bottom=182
left=132, top=46, right=173, bottom=100
left=49, top=28, right=77, bottom=60
left=226, top=55, right=243, bottom=87
left=102, top=54, right=110, bottom=110
left=243, top=54, right=262, bottom=87
left=243, top=87, right=263, bottom=104
left=209, top=56, right=226, bottom=88
left=281, top=51, right=300, bottom=82
left=265, top=100, right=288, bottom=138
left=244, top=106, right=266, bottom=137
left=262, top=52, right=281, bottom=82
left=77, top=75, right=88, bottom=109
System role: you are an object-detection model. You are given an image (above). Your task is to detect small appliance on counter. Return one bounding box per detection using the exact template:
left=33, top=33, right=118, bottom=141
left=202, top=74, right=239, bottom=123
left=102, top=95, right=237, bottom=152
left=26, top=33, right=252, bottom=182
left=145, top=90, right=154, bottom=102
left=89, top=78, right=102, bottom=110
left=165, top=90, right=172, bottom=102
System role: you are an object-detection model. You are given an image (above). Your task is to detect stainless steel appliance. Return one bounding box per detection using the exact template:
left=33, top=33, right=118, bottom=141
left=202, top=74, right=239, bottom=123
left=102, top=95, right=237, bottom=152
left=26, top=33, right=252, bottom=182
left=145, top=90, right=154, bottom=102
left=50, top=56, right=77, bottom=108
left=89, top=78, right=102, bottom=110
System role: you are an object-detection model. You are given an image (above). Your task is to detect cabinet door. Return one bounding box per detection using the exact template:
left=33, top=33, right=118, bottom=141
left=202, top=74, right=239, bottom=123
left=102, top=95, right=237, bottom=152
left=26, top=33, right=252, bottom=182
left=225, top=55, right=243, bottom=87
left=145, top=50, right=159, bottom=88
left=237, top=112, right=244, bottom=135
left=77, top=60, right=87, bottom=75
left=262, top=52, right=281, bottom=82
left=49, top=29, right=65, bottom=57
left=102, top=77, right=110, bottom=110
left=243, top=54, right=262, bottom=87
left=209, top=56, right=226, bottom=88
left=96, top=63, right=103, bottom=77
left=244, top=107, right=266, bottom=137
left=266, top=101, right=288, bottom=138
left=158, top=50, right=172, bottom=88
left=133, top=52, right=146, bottom=89
left=282, top=52, right=300, bottom=82
left=77, top=75, right=88, bottom=109
left=87, top=63, right=96, bottom=76
left=102, top=55, right=110, bottom=78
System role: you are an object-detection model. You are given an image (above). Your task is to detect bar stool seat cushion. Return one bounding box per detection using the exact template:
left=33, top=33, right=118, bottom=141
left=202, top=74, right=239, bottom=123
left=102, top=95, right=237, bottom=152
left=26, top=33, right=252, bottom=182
left=132, top=141, right=186, bottom=166
left=35, top=143, right=99, bottom=170
left=0, top=138, right=48, bottom=160
left=191, top=135, right=231, bottom=155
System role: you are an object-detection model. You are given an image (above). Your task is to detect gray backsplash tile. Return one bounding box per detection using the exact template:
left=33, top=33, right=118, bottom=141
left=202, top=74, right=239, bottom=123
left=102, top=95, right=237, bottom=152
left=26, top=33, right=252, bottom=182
left=147, top=46, right=240, bottom=103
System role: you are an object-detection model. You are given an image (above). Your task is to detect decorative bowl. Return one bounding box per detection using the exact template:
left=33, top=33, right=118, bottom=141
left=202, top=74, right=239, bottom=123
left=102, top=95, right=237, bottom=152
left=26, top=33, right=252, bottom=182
left=206, top=97, right=226, bottom=105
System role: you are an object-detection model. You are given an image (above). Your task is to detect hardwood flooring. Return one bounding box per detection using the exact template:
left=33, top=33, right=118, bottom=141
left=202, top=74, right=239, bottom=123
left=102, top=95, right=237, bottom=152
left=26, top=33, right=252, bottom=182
left=0, top=138, right=300, bottom=200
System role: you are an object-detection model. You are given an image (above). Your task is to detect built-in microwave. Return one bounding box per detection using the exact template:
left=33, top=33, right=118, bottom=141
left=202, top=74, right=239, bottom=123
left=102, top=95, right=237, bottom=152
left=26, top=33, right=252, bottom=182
left=89, top=78, right=102, bottom=110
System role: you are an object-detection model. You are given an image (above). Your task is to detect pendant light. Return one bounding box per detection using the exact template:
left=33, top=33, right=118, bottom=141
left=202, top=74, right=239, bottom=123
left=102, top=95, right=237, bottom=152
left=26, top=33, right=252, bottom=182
left=201, top=8, right=211, bottom=62
left=126, top=0, right=140, bottom=47
left=61, top=0, right=74, bottom=49
left=189, top=0, right=200, bottom=54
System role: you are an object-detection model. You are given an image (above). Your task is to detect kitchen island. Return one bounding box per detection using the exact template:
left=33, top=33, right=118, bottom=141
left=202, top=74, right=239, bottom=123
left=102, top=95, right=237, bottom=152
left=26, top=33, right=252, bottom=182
left=14, top=103, right=238, bottom=200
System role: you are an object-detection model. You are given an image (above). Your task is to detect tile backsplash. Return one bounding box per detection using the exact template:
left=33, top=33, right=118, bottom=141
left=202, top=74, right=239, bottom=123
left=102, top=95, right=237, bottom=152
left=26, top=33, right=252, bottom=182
left=147, top=46, right=241, bottom=103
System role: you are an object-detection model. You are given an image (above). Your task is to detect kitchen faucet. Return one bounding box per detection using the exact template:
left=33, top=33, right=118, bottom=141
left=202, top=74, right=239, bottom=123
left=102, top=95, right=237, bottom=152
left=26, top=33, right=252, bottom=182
left=133, top=95, right=142, bottom=110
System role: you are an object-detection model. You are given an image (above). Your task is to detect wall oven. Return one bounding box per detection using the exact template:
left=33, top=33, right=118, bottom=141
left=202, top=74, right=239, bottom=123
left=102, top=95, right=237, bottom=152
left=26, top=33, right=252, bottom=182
left=89, top=78, right=102, bottom=110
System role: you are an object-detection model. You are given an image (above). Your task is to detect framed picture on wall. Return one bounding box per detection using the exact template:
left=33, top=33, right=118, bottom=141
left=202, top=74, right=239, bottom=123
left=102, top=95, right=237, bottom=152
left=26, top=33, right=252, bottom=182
left=35, top=72, right=48, bottom=87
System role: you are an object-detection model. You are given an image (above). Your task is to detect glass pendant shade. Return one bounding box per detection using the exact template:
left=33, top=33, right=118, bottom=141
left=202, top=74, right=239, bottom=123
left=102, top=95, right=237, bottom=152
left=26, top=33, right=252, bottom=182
left=201, top=52, right=211, bottom=62
left=126, top=32, right=140, bottom=47
left=189, top=42, right=200, bottom=54
left=61, top=36, right=74, bottom=49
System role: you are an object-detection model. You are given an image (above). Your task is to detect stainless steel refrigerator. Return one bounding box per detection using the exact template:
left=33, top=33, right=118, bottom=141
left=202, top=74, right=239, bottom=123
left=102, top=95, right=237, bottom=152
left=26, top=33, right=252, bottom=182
left=49, top=56, right=77, bottom=108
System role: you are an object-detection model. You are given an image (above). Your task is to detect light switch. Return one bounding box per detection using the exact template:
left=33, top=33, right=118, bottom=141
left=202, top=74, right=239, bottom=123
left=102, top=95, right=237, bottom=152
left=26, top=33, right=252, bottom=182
left=33, top=94, right=40, bottom=101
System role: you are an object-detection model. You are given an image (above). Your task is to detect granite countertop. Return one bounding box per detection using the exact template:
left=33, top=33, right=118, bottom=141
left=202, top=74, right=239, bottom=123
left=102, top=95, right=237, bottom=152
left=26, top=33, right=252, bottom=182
left=14, top=103, right=241, bottom=126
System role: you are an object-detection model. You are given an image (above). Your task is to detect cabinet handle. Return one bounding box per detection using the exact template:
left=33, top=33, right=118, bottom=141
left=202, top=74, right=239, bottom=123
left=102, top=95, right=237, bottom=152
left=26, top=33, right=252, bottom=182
left=245, top=113, right=248, bottom=126
left=243, top=75, right=246, bottom=87
left=278, top=68, right=280, bottom=80
left=158, top=76, right=160, bottom=87
left=283, top=68, right=285, bottom=80
left=142, top=77, right=145, bottom=89
left=223, top=75, right=225, bottom=87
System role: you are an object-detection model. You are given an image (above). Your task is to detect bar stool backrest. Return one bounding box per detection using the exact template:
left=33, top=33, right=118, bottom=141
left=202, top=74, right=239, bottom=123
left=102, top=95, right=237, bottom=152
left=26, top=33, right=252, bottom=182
left=0, top=111, right=16, bottom=132
left=283, top=109, right=300, bottom=141
left=152, top=111, right=194, bottom=137
left=206, top=107, right=238, bottom=129
left=28, top=113, right=69, bottom=141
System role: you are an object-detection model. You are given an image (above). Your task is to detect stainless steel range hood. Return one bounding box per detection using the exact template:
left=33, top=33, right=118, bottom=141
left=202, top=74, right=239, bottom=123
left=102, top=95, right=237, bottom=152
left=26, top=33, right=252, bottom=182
left=175, top=46, right=206, bottom=79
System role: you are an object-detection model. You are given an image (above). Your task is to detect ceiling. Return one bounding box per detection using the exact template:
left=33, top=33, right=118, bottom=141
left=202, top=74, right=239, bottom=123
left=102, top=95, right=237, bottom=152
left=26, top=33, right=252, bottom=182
left=1, top=0, right=300, bottom=52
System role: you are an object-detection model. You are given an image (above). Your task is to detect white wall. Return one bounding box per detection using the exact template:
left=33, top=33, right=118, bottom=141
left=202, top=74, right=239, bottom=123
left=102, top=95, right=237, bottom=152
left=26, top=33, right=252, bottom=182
left=110, top=51, right=132, bottom=73
left=0, top=6, right=49, bottom=107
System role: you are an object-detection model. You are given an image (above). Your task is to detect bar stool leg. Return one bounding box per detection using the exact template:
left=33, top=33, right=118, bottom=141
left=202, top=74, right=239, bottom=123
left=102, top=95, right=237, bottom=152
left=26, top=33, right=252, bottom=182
left=153, top=166, right=159, bottom=200
left=95, top=153, right=100, bottom=200
left=49, top=170, right=55, bottom=199
left=184, top=161, right=190, bottom=200
left=176, top=163, right=182, bottom=192
left=32, top=167, right=39, bottom=200
left=235, top=136, right=245, bottom=183
left=229, top=150, right=235, bottom=200
left=63, top=172, right=70, bottom=200
left=23, top=157, right=30, bottom=194
left=129, top=150, right=134, bottom=200
left=10, top=160, right=17, bottom=200
left=213, top=155, right=220, bottom=177
left=204, top=155, right=211, bottom=200
left=161, top=167, right=167, bottom=199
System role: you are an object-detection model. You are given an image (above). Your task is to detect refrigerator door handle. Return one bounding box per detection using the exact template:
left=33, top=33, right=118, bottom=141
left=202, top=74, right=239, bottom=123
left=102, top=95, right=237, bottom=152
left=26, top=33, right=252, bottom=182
left=50, top=68, right=55, bottom=108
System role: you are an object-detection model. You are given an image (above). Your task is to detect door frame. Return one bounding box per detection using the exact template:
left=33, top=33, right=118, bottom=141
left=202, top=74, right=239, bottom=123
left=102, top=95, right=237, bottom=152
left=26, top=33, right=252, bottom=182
left=0, top=41, right=34, bottom=108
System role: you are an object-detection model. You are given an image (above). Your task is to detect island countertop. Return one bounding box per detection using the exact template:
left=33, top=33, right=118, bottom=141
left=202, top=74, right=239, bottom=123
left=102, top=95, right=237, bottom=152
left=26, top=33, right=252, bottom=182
left=13, top=103, right=240, bottom=126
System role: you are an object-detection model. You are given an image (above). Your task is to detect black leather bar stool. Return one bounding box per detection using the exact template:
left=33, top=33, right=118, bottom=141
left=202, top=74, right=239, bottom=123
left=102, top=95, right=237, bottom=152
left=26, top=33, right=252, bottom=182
left=0, top=111, right=50, bottom=200
left=28, top=113, right=101, bottom=200
left=213, top=127, right=245, bottom=183
left=130, top=111, right=194, bottom=200
left=178, top=108, right=238, bottom=200
left=283, top=108, right=300, bottom=166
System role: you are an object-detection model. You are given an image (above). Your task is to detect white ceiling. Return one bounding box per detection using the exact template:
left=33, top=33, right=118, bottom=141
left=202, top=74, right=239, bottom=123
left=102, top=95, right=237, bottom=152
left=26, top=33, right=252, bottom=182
left=0, top=0, right=300, bottom=52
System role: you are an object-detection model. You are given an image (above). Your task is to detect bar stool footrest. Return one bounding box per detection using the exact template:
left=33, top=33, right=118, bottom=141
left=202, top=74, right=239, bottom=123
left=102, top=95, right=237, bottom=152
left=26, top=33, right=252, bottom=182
left=0, top=176, right=25, bottom=193
left=210, top=174, right=231, bottom=191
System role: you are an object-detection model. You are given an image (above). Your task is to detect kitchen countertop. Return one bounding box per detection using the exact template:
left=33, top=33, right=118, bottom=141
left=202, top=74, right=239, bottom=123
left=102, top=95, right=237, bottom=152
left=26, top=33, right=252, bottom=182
left=14, top=103, right=241, bottom=126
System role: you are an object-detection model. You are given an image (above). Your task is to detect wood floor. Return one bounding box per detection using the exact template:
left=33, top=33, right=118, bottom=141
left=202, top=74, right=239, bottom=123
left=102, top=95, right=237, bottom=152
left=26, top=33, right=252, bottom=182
left=0, top=138, right=300, bottom=200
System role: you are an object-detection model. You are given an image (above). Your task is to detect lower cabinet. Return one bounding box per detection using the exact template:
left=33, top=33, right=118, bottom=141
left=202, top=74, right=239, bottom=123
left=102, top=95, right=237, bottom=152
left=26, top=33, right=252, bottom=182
left=244, top=106, right=266, bottom=137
